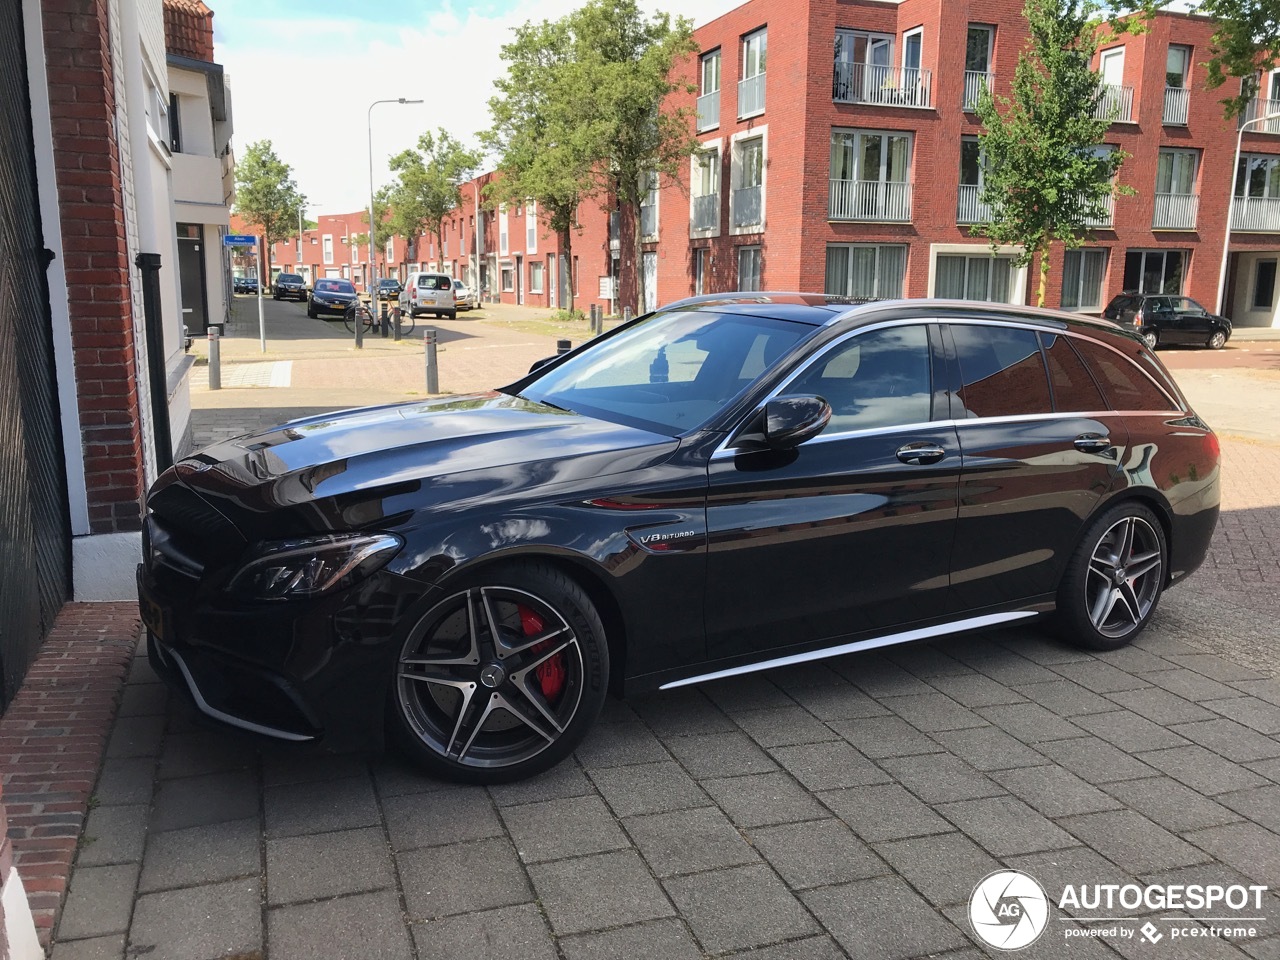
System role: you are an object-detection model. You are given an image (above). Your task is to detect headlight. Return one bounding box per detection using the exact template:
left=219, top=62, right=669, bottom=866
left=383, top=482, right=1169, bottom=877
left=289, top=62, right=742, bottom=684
left=227, top=532, right=403, bottom=601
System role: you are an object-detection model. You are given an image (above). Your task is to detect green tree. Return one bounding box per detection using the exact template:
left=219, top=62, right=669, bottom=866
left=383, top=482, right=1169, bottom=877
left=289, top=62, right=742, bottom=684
left=385, top=130, right=480, bottom=276
left=1106, top=0, right=1280, bottom=116
left=233, top=140, right=305, bottom=266
left=483, top=14, right=596, bottom=313
left=975, top=0, right=1128, bottom=306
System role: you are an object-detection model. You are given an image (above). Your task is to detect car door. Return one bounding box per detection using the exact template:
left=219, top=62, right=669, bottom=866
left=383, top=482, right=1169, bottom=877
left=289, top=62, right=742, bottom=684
left=1174, top=298, right=1213, bottom=344
left=945, top=322, right=1129, bottom=611
left=703, top=322, right=961, bottom=661
left=1148, top=297, right=1185, bottom=343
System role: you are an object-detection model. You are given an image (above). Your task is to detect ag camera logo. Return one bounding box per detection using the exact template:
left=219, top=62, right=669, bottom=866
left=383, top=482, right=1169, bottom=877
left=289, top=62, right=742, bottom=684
left=970, top=870, right=1050, bottom=950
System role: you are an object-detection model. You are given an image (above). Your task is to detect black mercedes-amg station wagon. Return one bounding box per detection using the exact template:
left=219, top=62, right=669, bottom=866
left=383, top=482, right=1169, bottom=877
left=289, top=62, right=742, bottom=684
left=138, top=295, right=1220, bottom=782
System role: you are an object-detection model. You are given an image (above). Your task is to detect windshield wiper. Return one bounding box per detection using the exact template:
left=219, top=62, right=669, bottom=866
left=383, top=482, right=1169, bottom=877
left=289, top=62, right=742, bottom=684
left=510, top=390, right=571, bottom=413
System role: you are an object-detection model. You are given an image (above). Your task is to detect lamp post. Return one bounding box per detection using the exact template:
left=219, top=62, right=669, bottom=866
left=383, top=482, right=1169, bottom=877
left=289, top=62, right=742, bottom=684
left=367, top=98, right=423, bottom=348
left=1217, top=109, right=1280, bottom=315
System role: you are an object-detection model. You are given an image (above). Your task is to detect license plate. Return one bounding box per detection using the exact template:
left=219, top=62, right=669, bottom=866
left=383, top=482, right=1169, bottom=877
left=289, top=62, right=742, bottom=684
left=137, top=582, right=168, bottom=642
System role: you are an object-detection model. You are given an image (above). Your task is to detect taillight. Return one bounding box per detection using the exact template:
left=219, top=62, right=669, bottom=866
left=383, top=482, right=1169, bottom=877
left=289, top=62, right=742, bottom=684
left=1133, top=310, right=1144, bottom=327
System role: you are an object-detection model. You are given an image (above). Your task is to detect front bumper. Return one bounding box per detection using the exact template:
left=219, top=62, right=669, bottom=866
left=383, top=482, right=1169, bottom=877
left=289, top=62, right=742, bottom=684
left=312, top=300, right=354, bottom=314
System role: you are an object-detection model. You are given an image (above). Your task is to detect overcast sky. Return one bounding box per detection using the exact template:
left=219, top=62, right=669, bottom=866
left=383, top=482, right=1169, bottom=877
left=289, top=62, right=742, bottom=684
left=213, top=0, right=746, bottom=215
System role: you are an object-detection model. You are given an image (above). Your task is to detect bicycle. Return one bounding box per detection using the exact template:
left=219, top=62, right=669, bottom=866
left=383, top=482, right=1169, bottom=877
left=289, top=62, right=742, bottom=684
left=344, top=300, right=416, bottom=337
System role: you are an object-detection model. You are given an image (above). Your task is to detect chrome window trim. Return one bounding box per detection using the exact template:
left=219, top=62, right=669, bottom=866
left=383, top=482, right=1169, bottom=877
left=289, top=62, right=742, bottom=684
left=710, top=315, right=1186, bottom=461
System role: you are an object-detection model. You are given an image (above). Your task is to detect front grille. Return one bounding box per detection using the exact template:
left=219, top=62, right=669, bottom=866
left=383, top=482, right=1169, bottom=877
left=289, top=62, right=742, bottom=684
left=146, top=481, right=247, bottom=592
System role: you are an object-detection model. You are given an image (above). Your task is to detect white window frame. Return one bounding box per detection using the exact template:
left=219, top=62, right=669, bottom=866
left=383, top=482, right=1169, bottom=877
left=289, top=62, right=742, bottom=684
left=1157, top=148, right=1199, bottom=195
left=499, top=204, right=509, bottom=255
left=501, top=262, right=514, bottom=292
left=729, top=126, right=767, bottom=236
left=830, top=128, right=914, bottom=185
left=640, top=172, right=659, bottom=242
left=1100, top=47, right=1125, bottom=87
left=902, top=27, right=923, bottom=72
left=1061, top=248, right=1109, bottom=311
left=385, top=239, right=394, bottom=264
left=694, top=247, right=709, bottom=295
left=737, top=245, right=762, bottom=292
left=690, top=139, right=723, bottom=239
left=1166, top=44, right=1191, bottom=88
left=529, top=260, right=544, bottom=294
left=742, top=28, right=767, bottom=81
left=322, top=235, right=334, bottom=265
left=527, top=200, right=538, bottom=254
left=927, top=242, right=1028, bottom=304
left=965, top=24, right=994, bottom=74
left=701, top=50, right=721, bottom=95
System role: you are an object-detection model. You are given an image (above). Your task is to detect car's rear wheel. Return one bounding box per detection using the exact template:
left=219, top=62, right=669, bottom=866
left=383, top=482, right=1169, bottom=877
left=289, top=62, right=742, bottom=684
left=1141, top=329, right=1159, bottom=350
left=389, top=563, right=609, bottom=783
left=1207, top=330, right=1227, bottom=350
left=1057, top=503, right=1166, bottom=651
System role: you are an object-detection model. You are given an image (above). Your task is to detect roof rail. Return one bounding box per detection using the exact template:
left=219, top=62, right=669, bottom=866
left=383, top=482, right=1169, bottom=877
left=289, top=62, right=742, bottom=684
left=661, top=291, right=884, bottom=312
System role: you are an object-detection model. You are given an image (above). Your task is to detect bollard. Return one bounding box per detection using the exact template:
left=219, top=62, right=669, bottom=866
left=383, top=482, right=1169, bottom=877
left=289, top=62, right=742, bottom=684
left=392, top=305, right=402, bottom=342
left=380, top=302, right=390, bottom=339
left=424, top=327, right=439, bottom=394
left=623, top=306, right=633, bottom=324
left=556, top=338, right=572, bottom=356
left=354, top=301, right=364, bottom=350
left=589, top=304, right=600, bottom=335
left=207, top=326, right=221, bottom=391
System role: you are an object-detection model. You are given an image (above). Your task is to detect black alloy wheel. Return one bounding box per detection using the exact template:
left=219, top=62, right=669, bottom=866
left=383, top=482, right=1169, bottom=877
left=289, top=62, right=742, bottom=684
left=390, top=563, right=608, bottom=783
left=1057, top=503, right=1166, bottom=651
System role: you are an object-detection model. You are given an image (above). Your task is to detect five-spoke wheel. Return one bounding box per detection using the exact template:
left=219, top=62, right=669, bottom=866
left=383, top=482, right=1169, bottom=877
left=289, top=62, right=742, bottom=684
left=1058, top=503, right=1167, bottom=650
left=390, top=564, right=608, bottom=782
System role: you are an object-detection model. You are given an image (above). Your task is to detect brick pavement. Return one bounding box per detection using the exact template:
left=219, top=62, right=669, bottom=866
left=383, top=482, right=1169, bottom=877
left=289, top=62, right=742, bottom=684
left=32, top=432, right=1280, bottom=960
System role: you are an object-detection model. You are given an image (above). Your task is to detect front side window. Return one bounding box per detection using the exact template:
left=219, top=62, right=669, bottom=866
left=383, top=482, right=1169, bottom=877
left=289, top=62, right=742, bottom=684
left=1061, top=249, right=1108, bottom=310
left=825, top=244, right=906, bottom=299
left=519, top=310, right=810, bottom=436
left=952, top=324, right=1053, bottom=418
left=787, top=325, right=932, bottom=434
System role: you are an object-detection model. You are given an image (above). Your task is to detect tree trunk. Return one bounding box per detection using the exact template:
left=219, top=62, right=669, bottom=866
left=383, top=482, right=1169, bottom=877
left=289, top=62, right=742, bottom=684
left=1037, top=244, right=1050, bottom=308
left=631, top=200, right=643, bottom=315
left=560, top=226, right=574, bottom=316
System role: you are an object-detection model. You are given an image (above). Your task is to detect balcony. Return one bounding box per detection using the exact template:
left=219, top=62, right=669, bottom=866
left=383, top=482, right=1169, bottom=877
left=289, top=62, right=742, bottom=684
left=1094, top=84, right=1134, bottom=123
left=1084, top=191, right=1115, bottom=229
left=732, top=185, right=763, bottom=228
left=1163, top=87, right=1190, bottom=125
left=697, top=91, right=720, bottom=131
left=833, top=62, right=932, bottom=108
left=956, top=183, right=991, bottom=224
left=1242, top=97, right=1280, bottom=133
left=640, top=204, right=657, bottom=241
left=1153, top=192, right=1199, bottom=230
left=962, top=71, right=992, bottom=111
left=1232, top=195, right=1280, bottom=231
left=829, top=179, right=912, bottom=222
left=692, top=194, right=719, bottom=231
left=738, top=73, right=765, bottom=119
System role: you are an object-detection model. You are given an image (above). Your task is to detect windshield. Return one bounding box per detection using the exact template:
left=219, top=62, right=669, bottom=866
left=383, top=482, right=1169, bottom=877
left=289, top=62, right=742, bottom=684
left=278, top=274, right=301, bottom=282
left=315, top=280, right=354, bottom=293
left=517, top=310, right=812, bottom=435
left=380, top=279, right=398, bottom=287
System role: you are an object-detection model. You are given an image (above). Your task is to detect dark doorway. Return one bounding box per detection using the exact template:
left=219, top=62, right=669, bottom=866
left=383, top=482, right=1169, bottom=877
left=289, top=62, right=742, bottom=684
left=177, top=223, right=209, bottom=332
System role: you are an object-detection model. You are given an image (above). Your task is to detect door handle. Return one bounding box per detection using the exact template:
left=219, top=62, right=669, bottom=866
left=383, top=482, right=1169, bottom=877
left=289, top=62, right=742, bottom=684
left=896, top=442, right=946, bottom=465
left=1074, top=433, right=1112, bottom=453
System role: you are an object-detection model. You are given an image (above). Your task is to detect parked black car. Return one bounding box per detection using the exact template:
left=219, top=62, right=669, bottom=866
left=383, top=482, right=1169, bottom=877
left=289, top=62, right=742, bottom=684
left=376, top=278, right=402, bottom=301
left=233, top=276, right=258, bottom=294
left=1102, top=293, right=1232, bottom=350
left=306, top=278, right=358, bottom=318
left=273, top=273, right=307, bottom=302
left=138, top=295, right=1220, bottom=783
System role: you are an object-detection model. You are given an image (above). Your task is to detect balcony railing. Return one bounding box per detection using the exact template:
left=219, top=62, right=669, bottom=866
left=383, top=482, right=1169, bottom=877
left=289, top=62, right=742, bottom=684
left=1153, top=192, right=1199, bottom=229
left=692, top=194, right=719, bottom=231
left=1232, top=195, right=1280, bottom=231
left=829, top=179, right=912, bottom=222
left=833, top=62, right=932, bottom=108
left=1084, top=190, right=1115, bottom=228
left=738, top=73, right=765, bottom=119
left=963, top=70, right=992, bottom=111
left=1163, top=86, right=1190, bottom=125
left=697, top=91, right=720, bottom=131
left=640, top=204, right=657, bottom=240
left=1095, top=84, right=1134, bottom=122
left=1243, top=97, right=1280, bottom=134
left=732, top=185, right=762, bottom=227
left=956, top=184, right=992, bottom=224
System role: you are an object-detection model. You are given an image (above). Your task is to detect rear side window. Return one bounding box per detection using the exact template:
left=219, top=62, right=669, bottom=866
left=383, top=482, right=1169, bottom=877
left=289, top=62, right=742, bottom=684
left=424, top=275, right=451, bottom=291
left=1070, top=338, right=1177, bottom=411
left=1042, top=334, right=1106, bottom=412
left=951, top=325, right=1053, bottom=418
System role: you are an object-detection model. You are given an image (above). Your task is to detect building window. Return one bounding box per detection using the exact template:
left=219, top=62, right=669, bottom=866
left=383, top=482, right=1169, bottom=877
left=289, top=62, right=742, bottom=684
left=739, top=28, right=767, bottom=118
left=501, top=263, right=514, bottom=292
left=1254, top=260, right=1277, bottom=309
left=1061, top=249, right=1108, bottom=310
left=731, top=135, right=765, bottom=229
left=640, top=172, right=658, bottom=240
left=499, top=206, right=509, bottom=255
left=1100, top=47, right=1125, bottom=87
left=694, top=247, right=709, bottom=295
left=825, top=244, right=906, bottom=299
left=573, top=256, right=579, bottom=296
left=1236, top=154, right=1280, bottom=198
left=530, top=261, right=544, bottom=294
left=322, top=235, right=334, bottom=264
left=691, top=149, right=721, bottom=233
left=702, top=50, right=721, bottom=96
left=144, top=75, right=169, bottom=148
left=699, top=50, right=721, bottom=131
left=1157, top=149, right=1198, bottom=195
left=833, top=30, right=893, bottom=102
left=527, top=201, right=537, bottom=253
left=1122, top=250, right=1185, bottom=295
left=386, top=239, right=394, bottom=264
left=737, top=245, right=762, bottom=291
left=1166, top=45, right=1191, bottom=88
left=168, top=93, right=182, bottom=153
left=830, top=129, right=912, bottom=221
left=936, top=253, right=1014, bottom=302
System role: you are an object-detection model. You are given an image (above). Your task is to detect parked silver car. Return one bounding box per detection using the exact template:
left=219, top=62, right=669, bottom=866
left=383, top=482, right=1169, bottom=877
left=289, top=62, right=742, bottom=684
left=400, top=272, right=456, bottom=319
left=452, top=279, right=477, bottom=311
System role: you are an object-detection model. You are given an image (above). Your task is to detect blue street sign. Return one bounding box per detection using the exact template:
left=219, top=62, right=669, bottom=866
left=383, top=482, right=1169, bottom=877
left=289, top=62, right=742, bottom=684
left=223, top=234, right=257, bottom=247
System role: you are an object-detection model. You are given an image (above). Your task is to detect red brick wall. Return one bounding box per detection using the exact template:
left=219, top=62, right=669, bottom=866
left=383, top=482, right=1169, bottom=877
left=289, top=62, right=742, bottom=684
left=43, top=0, right=146, bottom=534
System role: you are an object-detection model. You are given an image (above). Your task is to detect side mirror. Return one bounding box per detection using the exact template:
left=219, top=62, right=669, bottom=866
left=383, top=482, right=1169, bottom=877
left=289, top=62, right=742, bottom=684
left=528, top=356, right=557, bottom=374
left=735, top=396, right=832, bottom=452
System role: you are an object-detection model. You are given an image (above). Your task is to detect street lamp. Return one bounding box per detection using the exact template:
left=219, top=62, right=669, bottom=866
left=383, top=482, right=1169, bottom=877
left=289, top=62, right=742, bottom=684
left=367, top=97, right=423, bottom=347
left=1217, top=108, right=1280, bottom=314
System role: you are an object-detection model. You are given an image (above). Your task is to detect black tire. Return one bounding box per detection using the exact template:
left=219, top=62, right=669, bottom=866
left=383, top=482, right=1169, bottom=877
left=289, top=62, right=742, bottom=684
left=389, top=561, right=609, bottom=783
left=398, top=313, right=416, bottom=336
left=1056, top=502, right=1167, bottom=651
left=1141, top=329, right=1159, bottom=350
left=1207, top=330, right=1227, bottom=350
left=306, top=305, right=316, bottom=319
left=445, top=310, right=457, bottom=320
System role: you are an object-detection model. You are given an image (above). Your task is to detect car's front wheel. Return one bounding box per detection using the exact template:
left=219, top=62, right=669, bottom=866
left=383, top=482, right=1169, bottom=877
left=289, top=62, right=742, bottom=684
left=389, top=562, right=609, bottom=783
left=1207, top=330, right=1227, bottom=350
left=1057, top=503, right=1167, bottom=651
left=306, top=304, right=316, bottom=319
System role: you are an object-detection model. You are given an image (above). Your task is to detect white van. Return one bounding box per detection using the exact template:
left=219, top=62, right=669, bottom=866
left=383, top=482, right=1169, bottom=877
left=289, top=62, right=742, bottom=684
left=401, top=272, right=457, bottom=319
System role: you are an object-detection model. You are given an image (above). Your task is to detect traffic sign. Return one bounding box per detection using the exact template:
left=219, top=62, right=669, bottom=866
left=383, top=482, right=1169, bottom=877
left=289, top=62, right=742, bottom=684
left=223, top=234, right=257, bottom=247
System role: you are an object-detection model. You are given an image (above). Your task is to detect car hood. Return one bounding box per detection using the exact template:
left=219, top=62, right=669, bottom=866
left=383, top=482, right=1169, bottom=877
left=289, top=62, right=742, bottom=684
left=159, top=392, right=679, bottom=536
left=314, top=289, right=355, bottom=299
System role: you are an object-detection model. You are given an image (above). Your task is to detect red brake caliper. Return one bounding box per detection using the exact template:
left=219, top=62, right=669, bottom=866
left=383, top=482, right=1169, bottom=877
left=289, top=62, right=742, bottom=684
left=518, top=605, right=565, bottom=701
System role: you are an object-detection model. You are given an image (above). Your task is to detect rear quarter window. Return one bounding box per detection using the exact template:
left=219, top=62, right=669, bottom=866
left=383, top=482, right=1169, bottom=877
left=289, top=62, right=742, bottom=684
left=1070, top=338, right=1178, bottom=412
left=951, top=324, right=1053, bottom=418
